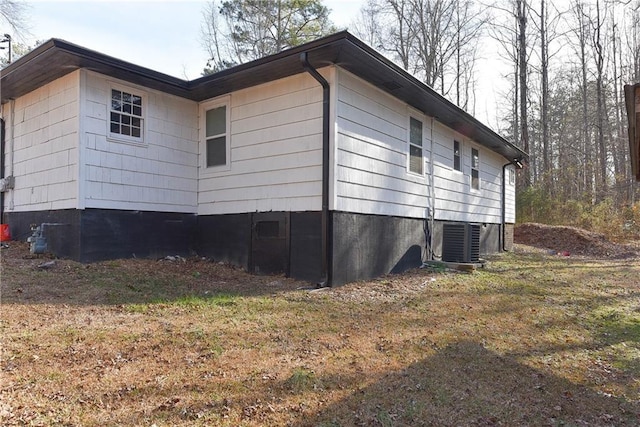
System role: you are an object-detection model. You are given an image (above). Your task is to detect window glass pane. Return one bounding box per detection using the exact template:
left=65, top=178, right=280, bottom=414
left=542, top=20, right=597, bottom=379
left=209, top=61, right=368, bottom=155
left=454, top=155, right=461, bottom=171
left=410, top=117, right=422, bottom=146
left=454, top=141, right=460, bottom=156
left=110, top=88, right=143, bottom=139
left=207, top=136, right=226, bottom=167
left=472, top=169, right=480, bottom=190
left=410, top=144, right=423, bottom=174
left=206, top=107, right=226, bottom=137
left=472, top=149, right=479, bottom=169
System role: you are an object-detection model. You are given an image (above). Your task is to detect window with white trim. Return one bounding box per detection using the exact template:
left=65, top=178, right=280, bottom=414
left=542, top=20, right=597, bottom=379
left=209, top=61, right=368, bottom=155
left=453, top=140, right=461, bottom=171
left=471, top=148, right=480, bottom=190
left=409, top=117, right=423, bottom=175
left=110, top=88, right=144, bottom=141
left=203, top=103, right=229, bottom=168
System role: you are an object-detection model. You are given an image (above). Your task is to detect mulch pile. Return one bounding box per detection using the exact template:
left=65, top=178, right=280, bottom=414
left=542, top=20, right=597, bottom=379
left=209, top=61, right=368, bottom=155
left=514, top=223, right=639, bottom=259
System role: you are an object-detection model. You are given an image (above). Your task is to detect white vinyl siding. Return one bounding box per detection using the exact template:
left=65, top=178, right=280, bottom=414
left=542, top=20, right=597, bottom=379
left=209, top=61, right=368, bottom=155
left=6, top=71, right=80, bottom=211
left=81, top=70, right=198, bottom=213
left=432, top=123, right=504, bottom=223
left=198, top=71, right=325, bottom=215
left=505, top=165, right=516, bottom=223
left=335, top=69, right=430, bottom=219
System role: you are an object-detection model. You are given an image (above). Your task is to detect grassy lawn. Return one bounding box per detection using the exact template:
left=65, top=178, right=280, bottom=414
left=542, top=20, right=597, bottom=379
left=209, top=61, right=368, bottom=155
left=1, top=244, right=639, bottom=426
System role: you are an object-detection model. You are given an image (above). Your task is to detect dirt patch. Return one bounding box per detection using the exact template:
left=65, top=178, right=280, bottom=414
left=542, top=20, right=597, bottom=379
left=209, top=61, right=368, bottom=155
left=0, top=241, right=307, bottom=305
left=514, top=222, right=640, bottom=259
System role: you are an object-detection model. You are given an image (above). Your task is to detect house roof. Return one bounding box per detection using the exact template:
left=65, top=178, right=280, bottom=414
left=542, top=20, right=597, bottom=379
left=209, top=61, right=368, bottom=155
left=1, top=31, right=528, bottom=164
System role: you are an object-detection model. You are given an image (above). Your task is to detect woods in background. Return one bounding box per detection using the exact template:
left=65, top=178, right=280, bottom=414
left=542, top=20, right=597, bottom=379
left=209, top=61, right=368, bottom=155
left=348, top=0, right=640, bottom=233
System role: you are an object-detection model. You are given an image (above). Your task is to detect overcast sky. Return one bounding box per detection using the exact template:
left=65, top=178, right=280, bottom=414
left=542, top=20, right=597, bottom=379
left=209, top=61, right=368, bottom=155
left=10, top=0, right=504, bottom=128
left=19, top=0, right=363, bottom=80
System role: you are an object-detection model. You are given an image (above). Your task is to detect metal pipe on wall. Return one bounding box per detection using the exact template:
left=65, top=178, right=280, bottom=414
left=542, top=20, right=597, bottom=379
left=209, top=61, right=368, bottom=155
left=300, top=52, right=332, bottom=286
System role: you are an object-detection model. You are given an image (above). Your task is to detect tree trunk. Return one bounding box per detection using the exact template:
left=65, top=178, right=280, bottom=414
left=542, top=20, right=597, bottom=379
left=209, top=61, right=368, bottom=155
left=517, top=0, right=530, bottom=186
left=594, top=0, right=607, bottom=200
left=540, top=0, right=550, bottom=191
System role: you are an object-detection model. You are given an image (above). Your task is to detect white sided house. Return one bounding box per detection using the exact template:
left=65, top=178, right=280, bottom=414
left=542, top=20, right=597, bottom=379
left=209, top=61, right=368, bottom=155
left=0, top=32, right=527, bottom=285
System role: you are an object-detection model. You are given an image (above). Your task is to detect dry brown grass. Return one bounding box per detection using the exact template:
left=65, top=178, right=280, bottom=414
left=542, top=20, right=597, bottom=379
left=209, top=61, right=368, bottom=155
left=1, top=242, right=639, bottom=426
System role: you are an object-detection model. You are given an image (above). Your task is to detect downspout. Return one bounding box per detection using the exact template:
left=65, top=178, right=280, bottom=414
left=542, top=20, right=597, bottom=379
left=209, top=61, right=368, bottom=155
left=429, top=118, right=436, bottom=259
left=300, top=52, right=331, bottom=286
left=1, top=116, right=5, bottom=223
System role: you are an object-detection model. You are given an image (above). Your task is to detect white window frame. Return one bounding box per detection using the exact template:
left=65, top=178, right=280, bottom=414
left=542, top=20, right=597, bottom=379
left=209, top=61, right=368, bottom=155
left=108, top=84, right=146, bottom=145
left=200, top=96, right=231, bottom=173
left=471, top=147, right=480, bottom=191
left=408, top=115, right=424, bottom=176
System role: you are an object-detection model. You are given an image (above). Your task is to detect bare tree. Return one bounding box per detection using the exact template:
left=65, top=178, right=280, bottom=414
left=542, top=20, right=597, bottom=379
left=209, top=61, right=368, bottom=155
left=591, top=0, right=608, bottom=199
left=0, top=0, right=28, bottom=36
left=352, top=0, right=385, bottom=48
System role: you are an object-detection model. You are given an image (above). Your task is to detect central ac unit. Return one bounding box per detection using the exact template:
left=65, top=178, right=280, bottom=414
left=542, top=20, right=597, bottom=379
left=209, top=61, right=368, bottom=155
left=442, top=223, right=480, bottom=263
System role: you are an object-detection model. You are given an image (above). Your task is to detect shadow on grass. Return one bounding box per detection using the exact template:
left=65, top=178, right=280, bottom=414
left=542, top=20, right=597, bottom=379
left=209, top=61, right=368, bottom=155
left=105, top=340, right=639, bottom=425
left=300, top=341, right=639, bottom=427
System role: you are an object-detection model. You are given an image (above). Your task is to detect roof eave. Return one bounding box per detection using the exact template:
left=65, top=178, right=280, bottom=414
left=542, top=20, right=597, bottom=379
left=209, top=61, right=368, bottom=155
left=1, top=32, right=528, bottom=164
left=1, top=39, right=190, bottom=102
